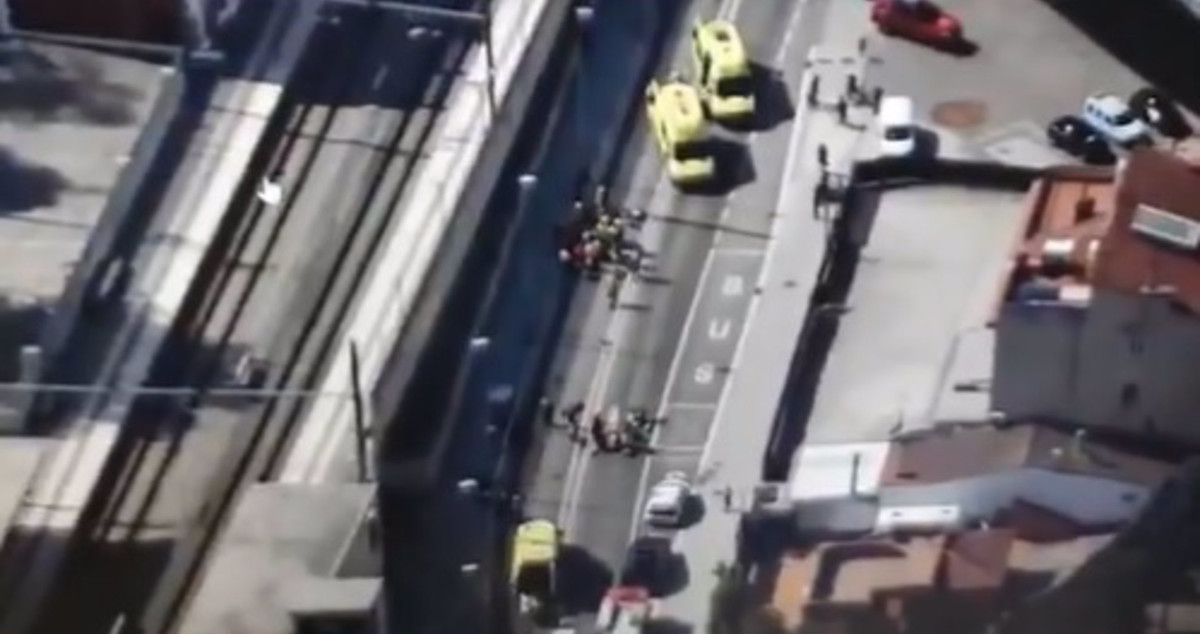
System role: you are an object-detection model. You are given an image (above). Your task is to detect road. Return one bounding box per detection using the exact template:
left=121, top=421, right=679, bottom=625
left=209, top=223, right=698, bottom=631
left=374, top=3, right=669, bottom=632
left=521, top=0, right=823, bottom=627
left=23, top=3, right=475, bottom=633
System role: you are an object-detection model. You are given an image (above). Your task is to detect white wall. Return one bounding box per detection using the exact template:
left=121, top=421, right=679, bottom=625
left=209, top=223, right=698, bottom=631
left=992, top=292, right=1200, bottom=445
left=880, top=469, right=1148, bottom=526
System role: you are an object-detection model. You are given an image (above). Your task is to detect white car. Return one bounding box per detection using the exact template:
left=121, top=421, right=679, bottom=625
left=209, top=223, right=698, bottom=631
left=878, top=95, right=917, bottom=157
left=642, top=472, right=692, bottom=529
left=1081, top=93, right=1151, bottom=146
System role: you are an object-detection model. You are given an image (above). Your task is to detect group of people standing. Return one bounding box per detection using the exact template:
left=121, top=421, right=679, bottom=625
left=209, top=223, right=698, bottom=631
left=548, top=401, right=665, bottom=458
left=556, top=197, right=646, bottom=276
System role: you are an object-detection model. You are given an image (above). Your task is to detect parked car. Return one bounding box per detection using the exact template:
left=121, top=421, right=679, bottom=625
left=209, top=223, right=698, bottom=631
left=619, top=536, right=674, bottom=592
left=1081, top=92, right=1151, bottom=147
left=871, top=0, right=963, bottom=49
left=1046, top=115, right=1116, bottom=165
left=642, top=471, right=692, bottom=529
left=1129, top=87, right=1193, bottom=140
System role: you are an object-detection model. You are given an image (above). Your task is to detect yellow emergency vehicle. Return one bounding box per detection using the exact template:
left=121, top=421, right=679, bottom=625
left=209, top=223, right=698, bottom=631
left=644, top=78, right=717, bottom=186
left=689, top=19, right=755, bottom=121
left=510, top=519, right=559, bottom=615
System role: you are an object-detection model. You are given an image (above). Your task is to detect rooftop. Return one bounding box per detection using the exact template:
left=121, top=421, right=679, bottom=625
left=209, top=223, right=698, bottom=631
left=796, top=186, right=1028, bottom=447
left=1001, top=150, right=1200, bottom=315
left=0, top=42, right=167, bottom=422
left=0, top=42, right=166, bottom=304
left=1094, top=149, right=1200, bottom=314
left=178, top=483, right=378, bottom=634
left=1000, top=166, right=1116, bottom=309
left=770, top=529, right=1114, bottom=631
left=789, top=422, right=1177, bottom=533
left=880, top=424, right=1174, bottom=489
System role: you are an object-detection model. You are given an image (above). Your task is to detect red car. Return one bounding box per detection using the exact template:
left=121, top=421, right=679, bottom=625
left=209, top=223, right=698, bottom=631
left=871, top=0, right=963, bottom=47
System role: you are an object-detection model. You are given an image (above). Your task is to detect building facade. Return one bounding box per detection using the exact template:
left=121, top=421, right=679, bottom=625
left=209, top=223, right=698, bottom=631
left=991, top=151, right=1200, bottom=446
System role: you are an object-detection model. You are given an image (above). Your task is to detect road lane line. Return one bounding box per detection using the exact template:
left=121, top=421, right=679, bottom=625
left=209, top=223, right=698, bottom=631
left=562, top=0, right=742, bottom=541
left=698, top=48, right=814, bottom=479
left=558, top=153, right=674, bottom=535
left=653, top=445, right=706, bottom=454
left=712, top=247, right=764, bottom=256
left=627, top=3, right=810, bottom=545
left=624, top=246, right=721, bottom=543
left=669, top=402, right=717, bottom=411
left=556, top=313, right=625, bottom=533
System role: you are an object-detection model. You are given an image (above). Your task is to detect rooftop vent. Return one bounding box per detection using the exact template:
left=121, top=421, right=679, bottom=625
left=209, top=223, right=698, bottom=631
left=1131, top=204, right=1200, bottom=250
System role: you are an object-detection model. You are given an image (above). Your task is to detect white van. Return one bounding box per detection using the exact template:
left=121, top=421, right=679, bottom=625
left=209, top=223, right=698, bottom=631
left=878, top=95, right=917, bottom=157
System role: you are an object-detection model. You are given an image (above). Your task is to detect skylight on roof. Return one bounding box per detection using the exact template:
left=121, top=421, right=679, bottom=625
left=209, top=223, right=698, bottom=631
left=1131, top=203, right=1200, bottom=250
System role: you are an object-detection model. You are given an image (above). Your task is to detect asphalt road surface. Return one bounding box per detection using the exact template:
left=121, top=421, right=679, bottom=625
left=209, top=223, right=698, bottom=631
left=523, top=0, right=824, bottom=627
left=865, top=0, right=1145, bottom=164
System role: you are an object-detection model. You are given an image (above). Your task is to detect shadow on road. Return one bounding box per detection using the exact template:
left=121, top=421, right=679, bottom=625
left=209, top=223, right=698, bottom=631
left=557, top=544, right=613, bottom=614
left=679, top=494, right=706, bottom=529
left=750, top=62, right=796, bottom=132
left=682, top=139, right=756, bottom=198
left=644, top=617, right=695, bottom=634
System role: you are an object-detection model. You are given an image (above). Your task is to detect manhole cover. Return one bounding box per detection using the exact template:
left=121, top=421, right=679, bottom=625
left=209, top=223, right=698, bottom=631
left=931, top=100, right=988, bottom=129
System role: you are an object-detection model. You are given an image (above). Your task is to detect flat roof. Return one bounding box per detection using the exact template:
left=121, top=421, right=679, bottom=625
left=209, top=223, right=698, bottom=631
left=0, top=42, right=167, bottom=305
left=0, top=42, right=167, bottom=423
left=0, top=438, right=50, bottom=531
left=178, top=483, right=376, bottom=634
left=800, top=186, right=1028, bottom=446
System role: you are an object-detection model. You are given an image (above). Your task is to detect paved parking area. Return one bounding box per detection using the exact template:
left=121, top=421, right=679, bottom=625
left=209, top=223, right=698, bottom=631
left=865, top=0, right=1147, bottom=164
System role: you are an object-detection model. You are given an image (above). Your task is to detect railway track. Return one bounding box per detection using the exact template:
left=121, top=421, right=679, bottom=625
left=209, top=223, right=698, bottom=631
left=23, top=2, right=479, bottom=634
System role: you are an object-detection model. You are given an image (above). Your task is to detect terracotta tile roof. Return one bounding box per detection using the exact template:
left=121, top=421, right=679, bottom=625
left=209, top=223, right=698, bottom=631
left=943, top=529, right=1014, bottom=590
left=1092, top=149, right=1200, bottom=314
left=825, top=538, right=944, bottom=603
left=997, top=166, right=1116, bottom=315
left=880, top=423, right=1172, bottom=488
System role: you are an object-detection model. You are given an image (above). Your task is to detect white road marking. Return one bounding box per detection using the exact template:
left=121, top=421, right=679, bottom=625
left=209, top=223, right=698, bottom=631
left=698, top=47, right=814, bottom=482
left=712, top=247, right=764, bottom=257
left=653, top=445, right=707, bottom=455
left=624, top=245, right=722, bottom=543
left=669, top=402, right=717, bottom=411
left=558, top=148, right=675, bottom=536
left=627, top=2, right=810, bottom=544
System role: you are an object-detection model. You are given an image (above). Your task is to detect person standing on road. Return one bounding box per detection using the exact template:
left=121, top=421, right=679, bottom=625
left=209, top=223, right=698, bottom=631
left=591, top=412, right=611, bottom=453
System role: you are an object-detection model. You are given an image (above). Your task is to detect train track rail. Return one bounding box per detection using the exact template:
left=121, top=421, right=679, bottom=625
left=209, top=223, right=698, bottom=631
left=23, top=2, right=479, bottom=633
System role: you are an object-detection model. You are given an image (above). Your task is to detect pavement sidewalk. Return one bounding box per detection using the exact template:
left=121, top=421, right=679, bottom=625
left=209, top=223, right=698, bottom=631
left=657, top=0, right=880, bottom=625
